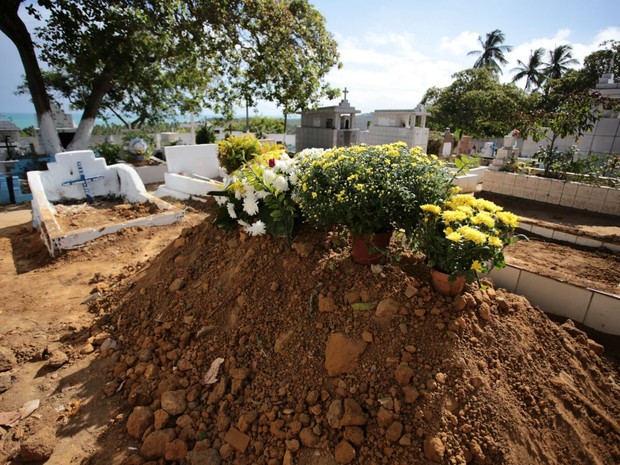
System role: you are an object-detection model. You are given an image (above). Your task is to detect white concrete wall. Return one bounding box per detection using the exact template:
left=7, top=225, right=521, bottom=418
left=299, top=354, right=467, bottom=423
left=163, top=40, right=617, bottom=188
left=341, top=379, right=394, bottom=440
left=163, top=144, right=221, bottom=178
left=481, top=171, right=620, bottom=216
left=35, top=151, right=121, bottom=201
left=489, top=264, right=620, bottom=336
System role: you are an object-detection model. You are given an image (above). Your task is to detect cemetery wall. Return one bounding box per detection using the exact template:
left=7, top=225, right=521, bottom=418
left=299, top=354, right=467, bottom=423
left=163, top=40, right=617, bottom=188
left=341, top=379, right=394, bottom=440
left=481, top=171, right=620, bottom=216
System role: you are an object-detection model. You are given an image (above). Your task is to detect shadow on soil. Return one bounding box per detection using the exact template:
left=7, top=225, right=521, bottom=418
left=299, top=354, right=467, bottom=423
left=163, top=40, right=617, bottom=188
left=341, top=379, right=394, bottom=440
left=0, top=224, right=52, bottom=274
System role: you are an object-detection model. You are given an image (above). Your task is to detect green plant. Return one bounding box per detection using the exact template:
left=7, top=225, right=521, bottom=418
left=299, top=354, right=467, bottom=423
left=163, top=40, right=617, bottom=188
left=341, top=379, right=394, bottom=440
left=196, top=125, right=216, bottom=144
left=93, top=140, right=122, bottom=165
left=413, top=195, right=524, bottom=282
left=217, top=134, right=263, bottom=174
left=294, top=143, right=453, bottom=237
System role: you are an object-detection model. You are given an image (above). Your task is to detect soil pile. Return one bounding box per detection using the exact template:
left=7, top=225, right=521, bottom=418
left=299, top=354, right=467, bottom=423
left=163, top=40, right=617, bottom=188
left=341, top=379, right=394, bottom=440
left=93, top=208, right=620, bottom=465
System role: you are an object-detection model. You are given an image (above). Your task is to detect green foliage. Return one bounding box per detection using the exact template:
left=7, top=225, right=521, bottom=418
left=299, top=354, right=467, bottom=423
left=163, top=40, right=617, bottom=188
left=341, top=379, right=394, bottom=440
left=511, top=48, right=546, bottom=92
left=294, top=143, right=453, bottom=237
left=467, top=29, right=512, bottom=75
left=532, top=147, right=620, bottom=186
left=523, top=87, right=618, bottom=176
left=11, top=0, right=339, bottom=145
left=230, top=0, right=341, bottom=118
left=217, top=134, right=263, bottom=174
left=412, top=195, right=524, bottom=282
left=426, top=131, right=444, bottom=155
left=543, top=45, right=579, bottom=80
left=422, top=68, right=531, bottom=137
left=20, top=126, right=36, bottom=137
left=196, top=125, right=216, bottom=144
left=93, top=140, right=122, bottom=165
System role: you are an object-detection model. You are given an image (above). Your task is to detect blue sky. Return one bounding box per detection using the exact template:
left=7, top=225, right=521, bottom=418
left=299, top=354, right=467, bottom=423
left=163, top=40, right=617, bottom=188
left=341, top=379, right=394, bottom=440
left=1, top=0, right=619, bottom=118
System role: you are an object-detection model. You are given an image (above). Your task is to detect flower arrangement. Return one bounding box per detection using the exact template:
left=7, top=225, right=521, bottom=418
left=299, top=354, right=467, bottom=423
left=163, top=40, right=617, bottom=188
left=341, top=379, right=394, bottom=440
left=293, top=142, right=453, bottom=237
left=413, top=194, right=524, bottom=282
left=213, top=137, right=300, bottom=242
left=124, top=137, right=149, bottom=161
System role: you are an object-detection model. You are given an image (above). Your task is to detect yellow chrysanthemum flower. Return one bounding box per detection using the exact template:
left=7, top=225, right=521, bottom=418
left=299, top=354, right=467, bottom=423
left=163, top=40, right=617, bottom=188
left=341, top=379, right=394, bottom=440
left=446, top=231, right=463, bottom=242
left=470, top=260, right=484, bottom=272
left=474, top=198, right=503, bottom=213
left=457, top=226, right=487, bottom=245
left=471, top=212, right=495, bottom=228
left=448, top=194, right=476, bottom=208
left=421, top=204, right=441, bottom=215
left=497, top=211, right=520, bottom=228
left=488, top=236, right=503, bottom=248
left=442, top=210, right=468, bottom=223
left=456, top=205, right=474, bottom=216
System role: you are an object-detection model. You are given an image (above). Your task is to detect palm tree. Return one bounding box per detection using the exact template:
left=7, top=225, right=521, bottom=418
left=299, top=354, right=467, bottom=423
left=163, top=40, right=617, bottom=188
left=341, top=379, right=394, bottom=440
left=544, top=44, right=579, bottom=79
left=468, top=29, right=513, bottom=74
left=511, top=48, right=546, bottom=92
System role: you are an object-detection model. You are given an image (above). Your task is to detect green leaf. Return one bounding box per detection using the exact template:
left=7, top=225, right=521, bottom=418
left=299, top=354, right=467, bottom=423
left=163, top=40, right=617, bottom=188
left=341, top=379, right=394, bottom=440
left=351, top=302, right=376, bottom=311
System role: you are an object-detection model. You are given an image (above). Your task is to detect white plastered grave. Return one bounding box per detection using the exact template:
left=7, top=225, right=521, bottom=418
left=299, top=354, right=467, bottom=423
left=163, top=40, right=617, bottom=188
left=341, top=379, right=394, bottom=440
left=153, top=144, right=225, bottom=200
left=27, top=150, right=184, bottom=256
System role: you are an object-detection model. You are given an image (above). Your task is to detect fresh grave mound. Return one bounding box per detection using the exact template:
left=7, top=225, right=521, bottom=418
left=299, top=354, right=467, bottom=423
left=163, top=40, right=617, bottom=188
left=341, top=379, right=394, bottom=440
left=97, top=211, right=620, bottom=465
left=54, top=198, right=161, bottom=231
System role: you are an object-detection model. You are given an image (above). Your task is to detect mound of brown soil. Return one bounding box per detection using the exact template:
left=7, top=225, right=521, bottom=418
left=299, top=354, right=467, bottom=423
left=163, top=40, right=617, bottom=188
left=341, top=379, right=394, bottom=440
left=94, top=208, right=620, bottom=465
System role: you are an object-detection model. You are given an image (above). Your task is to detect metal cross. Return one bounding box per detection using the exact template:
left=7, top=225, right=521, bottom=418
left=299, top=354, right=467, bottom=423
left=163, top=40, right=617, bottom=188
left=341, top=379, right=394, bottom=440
left=61, top=161, right=104, bottom=203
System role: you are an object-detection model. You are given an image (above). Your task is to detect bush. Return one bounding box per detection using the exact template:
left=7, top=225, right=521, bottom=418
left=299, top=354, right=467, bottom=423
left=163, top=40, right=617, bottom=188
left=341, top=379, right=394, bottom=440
left=294, top=143, right=454, bottom=237
left=217, top=134, right=263, bottom=174
left=196, top=125, right=216, bottom=144
left=93, top=141, right=122, bottom=165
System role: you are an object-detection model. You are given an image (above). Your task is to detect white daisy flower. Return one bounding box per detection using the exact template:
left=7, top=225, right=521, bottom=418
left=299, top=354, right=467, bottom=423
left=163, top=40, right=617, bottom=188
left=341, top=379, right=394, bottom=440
left=273, top=176, right=289, bottom=192
left=215, top=195, right=228, bottom=206
left=288, top=171, right=299, bottom=185
left=246, top=220, right=266, bottom=236
left=256, top=190, right=270, bottom=200
left=227, top=203, right=237, bottom=219
left=263, top=169, right=276, bottom=186
left=243, top=194, right=259, bottom=216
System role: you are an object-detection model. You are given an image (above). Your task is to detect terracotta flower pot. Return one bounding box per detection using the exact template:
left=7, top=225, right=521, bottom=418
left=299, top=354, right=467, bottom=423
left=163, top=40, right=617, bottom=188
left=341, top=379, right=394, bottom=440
left=430, top=268, right=466, bottom=296
left=351, top=231, right=392, bottom=265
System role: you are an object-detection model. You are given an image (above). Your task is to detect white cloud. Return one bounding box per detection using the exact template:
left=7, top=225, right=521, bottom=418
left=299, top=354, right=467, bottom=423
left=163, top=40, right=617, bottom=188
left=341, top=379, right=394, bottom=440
left=438, top=31, right=480, bottom=55
left=232, top=27, right=620, bottom=117
left=314, top=32, right=463, bottom=112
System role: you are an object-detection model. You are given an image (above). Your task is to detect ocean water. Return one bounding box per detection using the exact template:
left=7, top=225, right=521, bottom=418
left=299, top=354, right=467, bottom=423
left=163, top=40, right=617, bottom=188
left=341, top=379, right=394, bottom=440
left=1, top=111, right=87, bottom=129
left=0, top=111, right=190, bottom=129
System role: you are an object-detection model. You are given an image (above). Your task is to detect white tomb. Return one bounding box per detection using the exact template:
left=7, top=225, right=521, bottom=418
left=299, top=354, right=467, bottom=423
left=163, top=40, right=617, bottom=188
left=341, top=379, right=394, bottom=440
left=368, top=105, right=431, bottom=152
left=153, top=143, right=226, bottom=200
left=27, top=150, right=184, bottom=256
left=295, top=89, right=362, bottom=151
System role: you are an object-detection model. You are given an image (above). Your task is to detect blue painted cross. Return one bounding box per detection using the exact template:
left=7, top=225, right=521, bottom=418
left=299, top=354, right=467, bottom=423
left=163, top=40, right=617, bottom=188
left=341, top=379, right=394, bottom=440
left=61, top=161, right=104, bottom=203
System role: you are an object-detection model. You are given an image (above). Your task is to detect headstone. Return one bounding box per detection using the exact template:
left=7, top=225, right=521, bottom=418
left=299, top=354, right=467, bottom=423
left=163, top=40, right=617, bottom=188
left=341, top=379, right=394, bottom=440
left=459, top=136, right=471, bottom=155
left=442, top=128, right=453, bottom=157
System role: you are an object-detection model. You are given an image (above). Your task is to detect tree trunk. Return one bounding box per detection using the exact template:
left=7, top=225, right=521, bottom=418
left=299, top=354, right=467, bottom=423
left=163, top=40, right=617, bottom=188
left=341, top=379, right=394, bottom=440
left=245, top=98, right=250, bottom=133
left=283, top=112, right=288, bottom=147
left=0, top=0, right=63, bottom=156
left=68, top=65, right=114, bottom=150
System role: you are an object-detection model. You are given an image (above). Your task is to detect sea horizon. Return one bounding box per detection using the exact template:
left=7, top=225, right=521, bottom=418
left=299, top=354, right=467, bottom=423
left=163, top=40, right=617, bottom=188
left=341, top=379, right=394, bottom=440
left=1, top=111, right=296, bottom=130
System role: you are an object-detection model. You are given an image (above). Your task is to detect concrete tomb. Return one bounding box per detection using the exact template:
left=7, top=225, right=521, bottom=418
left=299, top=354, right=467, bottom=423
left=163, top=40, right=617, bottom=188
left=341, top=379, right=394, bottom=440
left=27, top=150, right=183, bottom=256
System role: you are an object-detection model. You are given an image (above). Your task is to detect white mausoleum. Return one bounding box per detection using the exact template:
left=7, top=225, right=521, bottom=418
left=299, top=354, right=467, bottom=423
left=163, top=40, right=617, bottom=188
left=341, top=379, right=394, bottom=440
left=367, top=105, right=431, bottom=152
left=295, top=90, right=361, bottom=151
